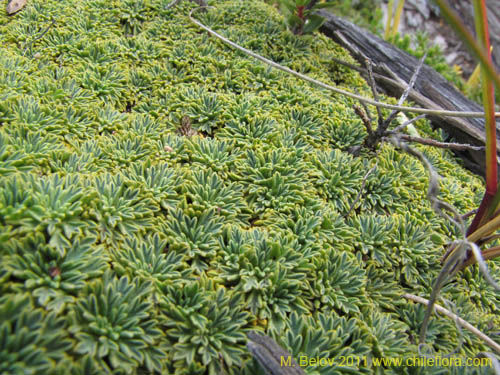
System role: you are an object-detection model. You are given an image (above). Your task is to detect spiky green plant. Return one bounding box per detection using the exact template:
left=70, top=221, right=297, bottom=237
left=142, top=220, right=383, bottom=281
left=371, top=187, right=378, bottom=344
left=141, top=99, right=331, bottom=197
left=219, top=117, right=277, bottom=147
left=86, top=173, right=158, bottom=244
left=283, top=107, right=323, bottom=145
left=186, top=138, right=241, bottom=179
left=181, top=169, right=249, bottom=223
left=125, top=114, right=162, bottom=139
left=94, top=105, right=127, bottom=135
left=233, top=148, right=314, bottom=216
left=0, top=176, right=32, bottom=237
left=4, top=174, right=91, bottom=252
left=79, top=66, right=127, bottom=107
left=321, top=110, right=366, bottom=151
left=122, top=161, right=182, bottom=211
left=275, top=311, right=371, bottom=375
left=4, top=235, right=107, bottom=313
left=10, top=96, right=62, bottom=134
left=103, top=134, right=152, bottom=167
left=110, top=233, right=189, bottom=288
left=0, top=294, right=72, bottom=375
left=362, top=310, right=409, bottom=360
left=0, top=0, right=498, bottom=373
left=159, top=279, right=249, bottom=375
left=0, top=132, right=33, bottom=176
left=162, top=208, right=223, bottom=274
left=306, top=251, right=368, bottom=314
left=217, top=227, right=309, bottom=331
left=68, top=272, right=166, bottom=374
left=185, top=92, right=225, bottom=134
left=311, top=149, right=365, bottom=213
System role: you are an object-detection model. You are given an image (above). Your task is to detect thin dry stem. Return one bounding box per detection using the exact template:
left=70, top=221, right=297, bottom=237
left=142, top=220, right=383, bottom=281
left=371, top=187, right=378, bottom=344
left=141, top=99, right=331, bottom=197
left=395, top=135, right=485, bottom=151
left=468, top=242, right=500, bottom=291
left=390, top=135, right=465, bottom=231
left=344, top=164, right=377, bottom=218
left=189, top=4, right=500, bottom=355
left=418, top=242, right=467, bottom=344
left=189, top=7, right=500, bottom=119
left=461, top=208, right=478, bottom=220
left=165, top=0, right=182, bottom=8
left=364, top=58, right=383, bottom=126
left=23, top=18, right=56, bottom=56
left=383, top=52, right=428, bottom=128
left=477, top=233, right=500, bottom=245
left=476, top=352, right=500, bottom=374
left=404, top=293, right=500, bottom=355
left=391, top=114, right=426, bottom=133
left=353, top=104, right=373, bottom=135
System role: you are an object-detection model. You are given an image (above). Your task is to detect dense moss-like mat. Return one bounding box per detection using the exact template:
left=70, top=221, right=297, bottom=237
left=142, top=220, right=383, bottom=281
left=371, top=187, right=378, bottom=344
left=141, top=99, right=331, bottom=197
left=0, top=0, right=498, bottom=374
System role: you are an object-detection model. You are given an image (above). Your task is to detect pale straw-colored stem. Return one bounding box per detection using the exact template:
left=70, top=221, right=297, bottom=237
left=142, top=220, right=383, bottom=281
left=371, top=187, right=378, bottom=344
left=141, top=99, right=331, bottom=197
left=404, top=293, right=500, bottom=355
left=189, top=7, right=500, bottom=119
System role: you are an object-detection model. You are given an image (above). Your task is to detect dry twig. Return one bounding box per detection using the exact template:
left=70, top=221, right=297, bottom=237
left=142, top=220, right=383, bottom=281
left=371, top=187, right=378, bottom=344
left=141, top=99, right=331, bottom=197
left=391, top=114, right=426, bottom=133
left=404, top=293, right=500, bottom=355
left=352, top=104, right=373, bottom=136
left=388, top=135, right=485, bottom=152
left=383, top=52, right=428, bottom=129
left=189, top=5, right=500, bottom=354
left=344, top=164, right=377, bottom=218
left=189, top=7, right=500, bottom=119
left=364, top=58, right=383, bottom=127
left=22, top=18, right=56, bottom=56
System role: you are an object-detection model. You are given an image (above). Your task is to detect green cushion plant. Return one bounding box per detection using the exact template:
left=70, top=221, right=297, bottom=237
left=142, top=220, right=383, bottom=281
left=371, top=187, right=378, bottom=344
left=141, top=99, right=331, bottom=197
left=0, top=0, right=498, bottom=374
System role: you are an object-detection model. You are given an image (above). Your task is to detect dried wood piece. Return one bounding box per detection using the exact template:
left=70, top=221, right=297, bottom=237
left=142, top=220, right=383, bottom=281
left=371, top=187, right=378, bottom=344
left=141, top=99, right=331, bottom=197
left=317, top=9, right=500, bottom=176
left=247, top=332, right=305, bottom=375
left=6, top=0, right=26, bottom=15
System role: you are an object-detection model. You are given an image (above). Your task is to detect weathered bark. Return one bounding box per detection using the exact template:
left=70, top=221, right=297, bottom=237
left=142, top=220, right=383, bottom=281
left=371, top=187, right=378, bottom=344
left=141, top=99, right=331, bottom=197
left=247, top=332, right=305, bottom=375
left=317, top=10, right=500, bottom=176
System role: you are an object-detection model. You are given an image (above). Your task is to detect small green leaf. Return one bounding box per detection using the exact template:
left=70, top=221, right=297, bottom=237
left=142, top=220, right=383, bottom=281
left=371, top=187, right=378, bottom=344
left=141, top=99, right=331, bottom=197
left=302, top=14, right=325, bottom=34
left=189, top=313, right=208, bottom=329
left=242, top=276, right=259, bottom=292
left=287, top=14, right=304, bottom=28
left=280, top=0, right=296, bottom=13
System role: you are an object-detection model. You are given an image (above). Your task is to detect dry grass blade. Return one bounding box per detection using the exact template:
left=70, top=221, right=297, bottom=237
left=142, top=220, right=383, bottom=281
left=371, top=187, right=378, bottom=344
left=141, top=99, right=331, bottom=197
left=344, top=164, right=377, bottom=218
